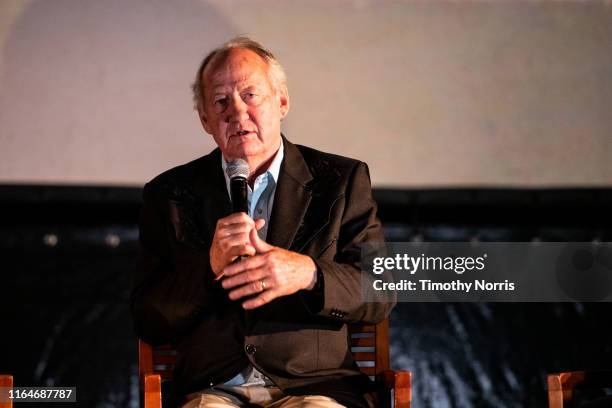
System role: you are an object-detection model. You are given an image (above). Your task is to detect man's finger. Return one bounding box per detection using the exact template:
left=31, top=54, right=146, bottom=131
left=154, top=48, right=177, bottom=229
left=242, top=290, right=277, bottom=310
left=217, top=212, right=255, bottom=228
left=218, top=224, right=254, bottom=238
left=221, top=267, right=267, bottom=290
left=227, top=244, right=256, bottom=259
left=222, top=254, right=266, bottom=277
left=218, top=233, right=252, bottom=249
left=228, top=279, right=268, bottom=301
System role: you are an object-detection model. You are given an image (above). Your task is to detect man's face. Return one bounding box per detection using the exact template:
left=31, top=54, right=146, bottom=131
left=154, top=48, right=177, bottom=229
left=199, top=48, right=289, bottom=164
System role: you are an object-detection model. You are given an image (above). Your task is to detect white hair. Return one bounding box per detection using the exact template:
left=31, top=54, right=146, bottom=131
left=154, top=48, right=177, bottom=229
left=191, top=36, right=288, bottom=111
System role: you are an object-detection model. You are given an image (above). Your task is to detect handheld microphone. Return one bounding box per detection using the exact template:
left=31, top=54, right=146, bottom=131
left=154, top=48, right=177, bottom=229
left=225, top=159, right=250, bottom=265
left=226, top=159, right=249, bottom=214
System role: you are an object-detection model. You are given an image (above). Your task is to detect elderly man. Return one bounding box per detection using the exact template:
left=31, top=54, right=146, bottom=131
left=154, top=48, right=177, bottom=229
left=131, top=37, right=394, bottom=408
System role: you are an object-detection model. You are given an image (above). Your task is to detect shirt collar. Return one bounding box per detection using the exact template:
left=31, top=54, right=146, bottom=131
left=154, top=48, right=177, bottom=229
left=220, top=138, right=284, bottom=191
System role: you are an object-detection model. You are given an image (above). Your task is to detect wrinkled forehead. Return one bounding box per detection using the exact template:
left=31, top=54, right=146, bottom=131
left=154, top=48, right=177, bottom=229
left=204, top=48, right=271, bottom=89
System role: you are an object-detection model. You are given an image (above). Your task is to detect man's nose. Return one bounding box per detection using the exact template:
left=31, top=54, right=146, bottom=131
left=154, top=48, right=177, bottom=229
left=226, top=96, right=249, bottom=123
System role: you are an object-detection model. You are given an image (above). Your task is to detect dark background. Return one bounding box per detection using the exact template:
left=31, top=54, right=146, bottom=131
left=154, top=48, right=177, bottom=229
left=1, top=185, right=611, bottom=408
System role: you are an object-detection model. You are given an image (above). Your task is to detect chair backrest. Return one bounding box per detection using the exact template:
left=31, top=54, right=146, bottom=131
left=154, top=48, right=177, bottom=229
left=139, top=319, right=391, bottom=381
left=349, top=319, right=390, bottom=377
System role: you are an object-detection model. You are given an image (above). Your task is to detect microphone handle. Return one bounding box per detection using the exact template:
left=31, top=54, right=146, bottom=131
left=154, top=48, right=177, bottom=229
left=230, top=176, right=248, bottom=214
left=230, top=176, right=249, bottom=263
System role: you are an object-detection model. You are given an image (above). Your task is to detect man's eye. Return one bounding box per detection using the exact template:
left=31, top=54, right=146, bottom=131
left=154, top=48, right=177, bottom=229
left=214, top=97, right=228, bottom=106
left=244, top=93, right=257, bottom=99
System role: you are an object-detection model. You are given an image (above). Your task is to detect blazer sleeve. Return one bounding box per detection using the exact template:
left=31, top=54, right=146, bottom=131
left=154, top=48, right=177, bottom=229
left=306, top=161, right=396, bottom=324
left=130, top=181, right=217, bottom=345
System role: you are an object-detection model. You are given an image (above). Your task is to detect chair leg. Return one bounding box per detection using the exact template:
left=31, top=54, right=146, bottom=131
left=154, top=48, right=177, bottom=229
left=0, top=375, right=13, bottom=408
left=144, top=373, right=162, bottom=408
left=379, top=370, right=411, bottom=408
left=394, top=371, right=411, bottom=408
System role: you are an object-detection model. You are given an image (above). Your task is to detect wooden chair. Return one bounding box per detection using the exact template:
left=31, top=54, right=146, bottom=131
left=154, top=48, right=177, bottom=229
left=139, top=319, right=411, bottom=408
left=0, top=375, right=13, bottom=408
left=548, top=370, right=612, bottom=408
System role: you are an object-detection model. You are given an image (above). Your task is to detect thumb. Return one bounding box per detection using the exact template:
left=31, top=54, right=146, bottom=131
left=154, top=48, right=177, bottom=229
left=250, top=223, right=272, bottom=253
left=254, top=218, right=266, bottom=231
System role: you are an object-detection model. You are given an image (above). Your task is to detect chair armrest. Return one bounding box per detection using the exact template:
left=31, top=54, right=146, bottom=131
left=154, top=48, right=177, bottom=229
left=548, top=370, right=612, bottom=408
left=378, top=369, right=411, bottom=408
left=548, top=370, right=585, bottom=408
left=0, top=375, right=13, bottom=408
left=144, top=373, right=161, bottom=408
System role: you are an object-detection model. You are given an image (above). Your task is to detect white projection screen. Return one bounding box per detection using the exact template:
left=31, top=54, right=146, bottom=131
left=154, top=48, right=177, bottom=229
left=1, top=0, right=611, bottom=188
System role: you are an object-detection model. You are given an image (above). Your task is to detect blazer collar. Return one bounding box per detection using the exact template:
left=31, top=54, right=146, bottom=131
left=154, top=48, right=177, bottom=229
left=266, top=135, right=314, bottom=249
left=192, top=148, right=232, bottom=242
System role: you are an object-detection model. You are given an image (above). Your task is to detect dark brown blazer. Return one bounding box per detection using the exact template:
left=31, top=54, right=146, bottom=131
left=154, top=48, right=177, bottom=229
left=131, top=137, right=395, bottom=407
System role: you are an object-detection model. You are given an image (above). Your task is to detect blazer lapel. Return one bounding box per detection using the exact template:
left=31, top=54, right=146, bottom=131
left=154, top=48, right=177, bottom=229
left=267, top=138, right=313, bottom=250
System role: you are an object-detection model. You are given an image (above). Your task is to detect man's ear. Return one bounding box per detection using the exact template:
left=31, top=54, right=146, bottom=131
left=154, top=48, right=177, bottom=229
left=278, top=86, right=290, bottom=120
left=197, top=105, right=213, bottom=134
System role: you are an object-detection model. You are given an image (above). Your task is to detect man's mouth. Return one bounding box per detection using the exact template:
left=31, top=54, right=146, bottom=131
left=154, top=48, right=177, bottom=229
left=233, top=130, right=253, bottom=137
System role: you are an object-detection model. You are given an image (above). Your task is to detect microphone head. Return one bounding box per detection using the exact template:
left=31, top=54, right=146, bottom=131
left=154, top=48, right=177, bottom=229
left=226, top=158, right=249, bottom=180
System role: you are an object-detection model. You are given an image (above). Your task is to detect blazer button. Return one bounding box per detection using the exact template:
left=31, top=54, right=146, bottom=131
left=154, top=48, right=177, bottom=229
left=245, top=344, right=257, bottom=355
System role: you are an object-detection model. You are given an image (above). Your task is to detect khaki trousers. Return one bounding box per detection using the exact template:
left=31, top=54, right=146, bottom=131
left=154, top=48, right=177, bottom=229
left=181, top=385, right=346, bottom=408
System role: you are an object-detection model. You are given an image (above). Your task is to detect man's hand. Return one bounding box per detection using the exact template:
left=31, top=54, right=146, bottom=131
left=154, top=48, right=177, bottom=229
left=220, top=227, right=317, bottom=309
left=209, top=213, right=266, bottom=277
